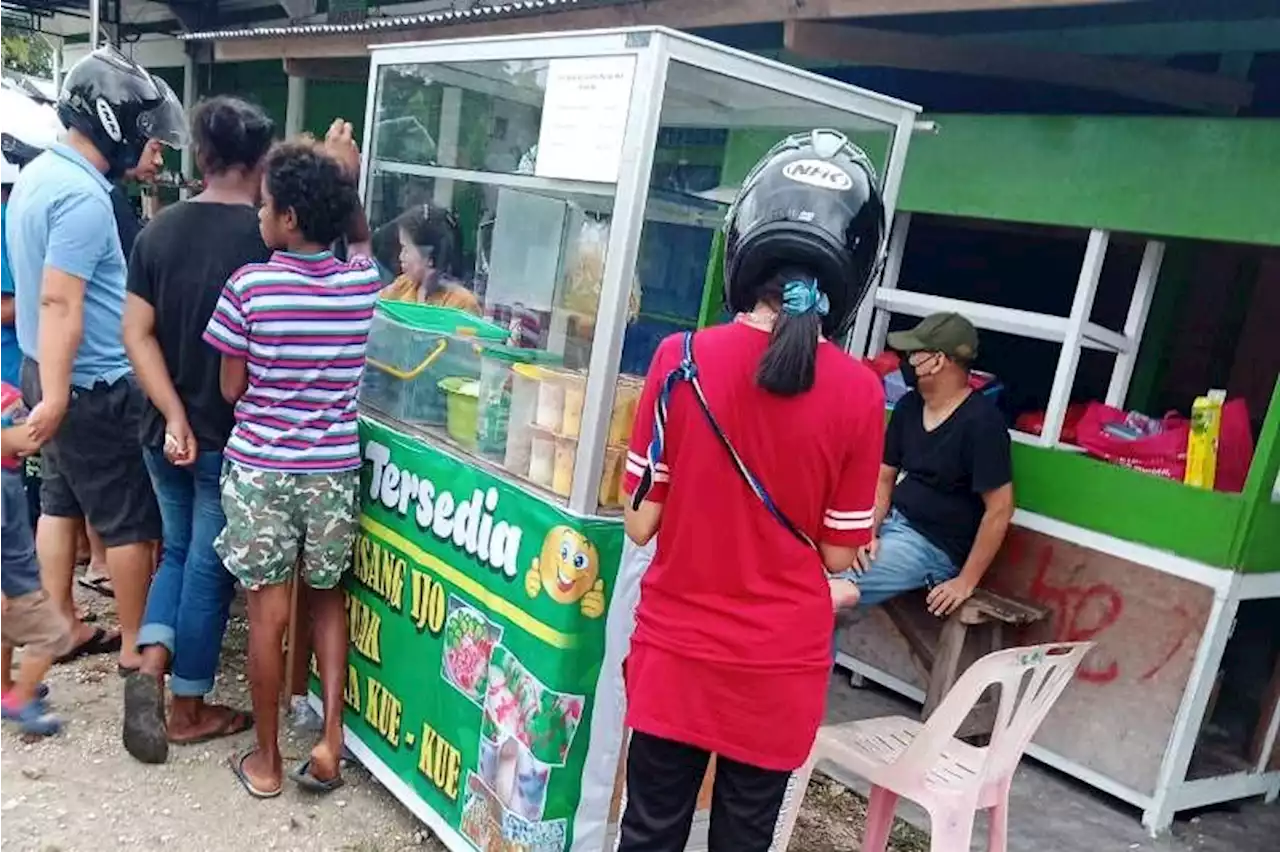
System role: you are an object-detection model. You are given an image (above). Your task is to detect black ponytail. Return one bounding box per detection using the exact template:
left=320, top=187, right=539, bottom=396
left=755, top=268, right=823, bottom=397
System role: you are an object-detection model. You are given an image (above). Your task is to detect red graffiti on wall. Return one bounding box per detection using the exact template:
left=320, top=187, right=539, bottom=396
left=999, top=534, right=1196, bottom=686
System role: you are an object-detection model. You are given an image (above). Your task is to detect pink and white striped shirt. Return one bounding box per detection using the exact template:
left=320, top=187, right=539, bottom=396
left=203, top=250, right=382, bottom=474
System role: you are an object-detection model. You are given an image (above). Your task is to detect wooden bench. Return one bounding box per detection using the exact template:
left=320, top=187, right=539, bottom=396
left=881, top=588, right=1050, bottom=736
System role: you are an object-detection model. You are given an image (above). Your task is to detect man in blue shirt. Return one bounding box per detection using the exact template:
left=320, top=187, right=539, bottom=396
left=6, top=47, right=186, bottom=672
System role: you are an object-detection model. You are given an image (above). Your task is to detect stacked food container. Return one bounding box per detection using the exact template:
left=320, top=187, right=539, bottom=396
left=359, top=302, right=646, bottom=508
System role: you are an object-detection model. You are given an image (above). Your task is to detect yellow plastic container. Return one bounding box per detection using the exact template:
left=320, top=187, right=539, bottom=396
left=552, top=435, right=577, bottom=497
left=1184, top=389, right=1226, bottom=489
left=608, top=375, right=644, bottom=447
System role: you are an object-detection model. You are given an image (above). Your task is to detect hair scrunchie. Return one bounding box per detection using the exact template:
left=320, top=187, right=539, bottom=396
left=781, top=279, right=830, bottom=317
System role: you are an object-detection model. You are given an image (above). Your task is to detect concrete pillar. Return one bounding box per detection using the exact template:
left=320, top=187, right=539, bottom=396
left=285, top=74, right=307, bottom=138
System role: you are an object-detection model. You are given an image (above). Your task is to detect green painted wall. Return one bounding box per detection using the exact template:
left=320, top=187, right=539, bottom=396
left=711, top=116, right=1280, bottom=247
left=898, top=115, right=1280, bottom=247
left=1010, top=443, right=1245, bottom=568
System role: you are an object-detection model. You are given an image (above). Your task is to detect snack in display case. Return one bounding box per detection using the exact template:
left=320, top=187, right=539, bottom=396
left=360, top=302, right=508, bottom=424
left=492, top=362, right=643, bottom=504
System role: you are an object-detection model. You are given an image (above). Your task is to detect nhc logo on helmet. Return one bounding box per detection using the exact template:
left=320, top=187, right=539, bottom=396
left=781, top=159, right=853, bottom=191
left=95, top=98, right=122, bottom=142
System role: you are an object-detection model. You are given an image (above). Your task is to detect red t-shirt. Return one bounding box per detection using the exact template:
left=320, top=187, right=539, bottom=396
left=622, top=322, right=885, bottom=770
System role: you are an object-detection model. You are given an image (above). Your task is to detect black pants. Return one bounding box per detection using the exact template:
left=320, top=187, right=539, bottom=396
left=617, top=731, right=793, bottom=852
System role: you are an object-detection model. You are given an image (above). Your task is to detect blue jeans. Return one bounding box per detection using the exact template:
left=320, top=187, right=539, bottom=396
left=835, top=508, right=959, bottom=607
left=138, top=449, right=235, bottom=697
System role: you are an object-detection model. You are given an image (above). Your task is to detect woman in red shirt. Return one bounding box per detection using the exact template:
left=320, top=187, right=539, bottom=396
left=618, top=131, right=888, bottom=852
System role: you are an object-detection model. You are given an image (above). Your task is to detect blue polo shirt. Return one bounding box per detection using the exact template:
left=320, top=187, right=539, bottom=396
left=5, top=144, right=130, bottom=388
left=1, top=202, right=19, bottom=388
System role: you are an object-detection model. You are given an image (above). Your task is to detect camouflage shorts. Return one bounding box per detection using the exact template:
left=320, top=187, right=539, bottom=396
left=215, top=461, right=360, bottom=591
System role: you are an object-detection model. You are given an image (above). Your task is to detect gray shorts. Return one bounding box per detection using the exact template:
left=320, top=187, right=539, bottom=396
left=20, top=358, right=161, bottom=547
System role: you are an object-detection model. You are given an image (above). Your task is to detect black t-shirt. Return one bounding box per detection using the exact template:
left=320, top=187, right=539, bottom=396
left=112, top=186, right=142, bottom=258
left=885, top=390, right=1012, bottom=567
left=127, top=202, right=270, bottom=450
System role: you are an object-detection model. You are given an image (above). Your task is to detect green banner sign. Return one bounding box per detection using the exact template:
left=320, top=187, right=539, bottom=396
left=332, top=416, right=624, bottom=851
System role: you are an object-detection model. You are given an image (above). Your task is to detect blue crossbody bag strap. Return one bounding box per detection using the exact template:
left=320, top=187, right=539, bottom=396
left=630, top=331, right=816, bottom=551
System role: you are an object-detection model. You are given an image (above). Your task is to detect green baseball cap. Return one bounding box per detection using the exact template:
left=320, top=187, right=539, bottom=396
left=887, top=312, right=979, bottom=361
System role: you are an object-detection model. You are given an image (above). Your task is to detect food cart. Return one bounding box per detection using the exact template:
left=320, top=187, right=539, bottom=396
left=331, top=26, right=921, bottom=852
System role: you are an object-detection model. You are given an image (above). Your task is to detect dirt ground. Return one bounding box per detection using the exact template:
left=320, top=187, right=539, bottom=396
left=1, top=583, right=929, bottom=852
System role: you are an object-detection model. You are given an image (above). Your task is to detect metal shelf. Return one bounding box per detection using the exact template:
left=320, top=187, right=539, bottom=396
left=873, top=289, right=1129, bottom=354
left=856, top=217, right=1166, bottom=447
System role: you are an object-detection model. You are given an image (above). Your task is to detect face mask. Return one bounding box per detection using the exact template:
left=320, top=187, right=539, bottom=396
left=900, top=358, right=920, bottom=388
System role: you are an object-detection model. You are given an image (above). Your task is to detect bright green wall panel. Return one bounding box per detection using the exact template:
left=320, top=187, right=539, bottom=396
left=1010, top=442, right=1244, bottom=567
left=208, top=60, right=289, bottom=133
left=304, top=79, right=369, bottom=142
left=898, top=115, right=1280, bottom=247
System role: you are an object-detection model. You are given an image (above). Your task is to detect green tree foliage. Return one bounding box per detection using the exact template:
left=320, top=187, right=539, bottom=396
left=2, top=28, right=53, bottom=78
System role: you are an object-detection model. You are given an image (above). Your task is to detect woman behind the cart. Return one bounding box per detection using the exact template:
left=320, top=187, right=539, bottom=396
left=619, top=131, right=888, bottom=852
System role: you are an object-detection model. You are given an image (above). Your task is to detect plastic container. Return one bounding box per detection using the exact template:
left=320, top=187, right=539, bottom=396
left=475, top=346, right=563, bottom=463
left=608, top=375, right=644, bottom=447
left=560, top=374, right=587, bottom=438
left=360, top=302, right=507, bottom=425
left=535, top=380, right=565, bottom=431
left=552, top=435, right=577, bottom=497
left=528, top=430, right=556, bottom=489
left=504, top=365, right=543, bottom=476
left=439, top=377, right=480, bottom=449
left=598, top=446, right=626, bottom=508
left=1185, top=389, right=1226, bottom=489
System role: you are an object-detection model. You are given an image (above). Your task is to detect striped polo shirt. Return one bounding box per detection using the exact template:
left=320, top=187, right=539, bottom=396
left=203, top=250, right=382, bottom=474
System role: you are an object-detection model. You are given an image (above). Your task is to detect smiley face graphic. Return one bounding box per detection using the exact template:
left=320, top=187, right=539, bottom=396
left=525, top=526, right=606, bottom=618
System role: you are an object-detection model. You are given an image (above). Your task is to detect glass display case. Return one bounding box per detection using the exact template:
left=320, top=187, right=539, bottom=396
left=358, top=27, right=921, bottom=515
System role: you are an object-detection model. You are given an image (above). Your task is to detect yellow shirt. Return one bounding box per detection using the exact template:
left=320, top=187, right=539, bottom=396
left=382, top=275, right=482, bottom=316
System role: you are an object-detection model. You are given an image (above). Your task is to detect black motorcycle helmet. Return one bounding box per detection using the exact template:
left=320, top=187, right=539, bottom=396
left=723, top=129, right=886, bottom=339
left=56, top=46, right=187, bottom=179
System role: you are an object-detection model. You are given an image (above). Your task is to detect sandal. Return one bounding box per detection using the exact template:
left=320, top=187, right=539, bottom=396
left=55, top=627, right=122, bottom=664
left=169, top=707, right=254, bottom=745
left=77, top=573, right=115, bottom=599
left=122, top=672, right=168, bottom=764
left=229, top=750, right=282, bottom=799
left=288, top=757, right=345, bottom=794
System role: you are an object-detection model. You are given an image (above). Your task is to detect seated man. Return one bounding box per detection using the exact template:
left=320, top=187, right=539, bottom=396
left=832, top=312, right=1014, bottom=618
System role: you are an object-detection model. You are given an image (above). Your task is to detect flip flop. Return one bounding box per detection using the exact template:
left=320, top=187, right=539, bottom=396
left=1, top=683, right=50, bottom=703
left=55, top=627, right=122, bottom=664
left=77, top=573, right=115, bottom=599
left=288, top=757, right=345, bottom=794
left=230, top=751, right=283, bottom=799
left=169, top=707, right=254, bottom=746
left=122, top=672, right=169, bottom=764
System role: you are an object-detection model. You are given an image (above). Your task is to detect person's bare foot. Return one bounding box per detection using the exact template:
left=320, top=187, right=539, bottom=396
left=239, top=748, right=283, bottom=795
left=308, top=741, right=342, bottom=783
left=829, top=578, right=861, bottom=611
left=168, top=703, right=253, bottom=744
left=118, top=648, right=145, bottom=671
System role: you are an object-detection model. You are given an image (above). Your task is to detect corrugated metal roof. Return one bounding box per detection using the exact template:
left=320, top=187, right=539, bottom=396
left=177, top=0, right=620, bottom=41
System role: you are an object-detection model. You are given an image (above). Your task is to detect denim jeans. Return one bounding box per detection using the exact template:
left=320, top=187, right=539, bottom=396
left=138, top=449, right=235, bottom=697
left=833, top=508, right=959, bottom=607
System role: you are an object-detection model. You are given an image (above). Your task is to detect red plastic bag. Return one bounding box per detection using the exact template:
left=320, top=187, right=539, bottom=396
left=1015, top=403, right=1087, bottom=444
left=1214, top=399, right=1254, bottom=493
left=1074, top=400, right=1253, bottom=492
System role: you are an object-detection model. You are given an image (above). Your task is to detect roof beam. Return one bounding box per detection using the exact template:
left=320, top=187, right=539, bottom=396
left=211, top=0, right=1136, bottom=61
left=783, top=20, right=1254, bottom=113
left=962, top=18, right=1280, bottom=57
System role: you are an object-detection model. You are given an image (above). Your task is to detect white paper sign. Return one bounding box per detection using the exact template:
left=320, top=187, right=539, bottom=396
left=534, top=56, right=636, bottom=184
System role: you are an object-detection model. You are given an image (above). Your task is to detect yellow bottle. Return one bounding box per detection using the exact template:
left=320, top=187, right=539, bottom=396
left=1184, top=389, right=1226, bottom=489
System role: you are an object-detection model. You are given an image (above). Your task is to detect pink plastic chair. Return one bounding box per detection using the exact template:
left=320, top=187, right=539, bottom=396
left=773, top=642, right=1094, bottom=852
